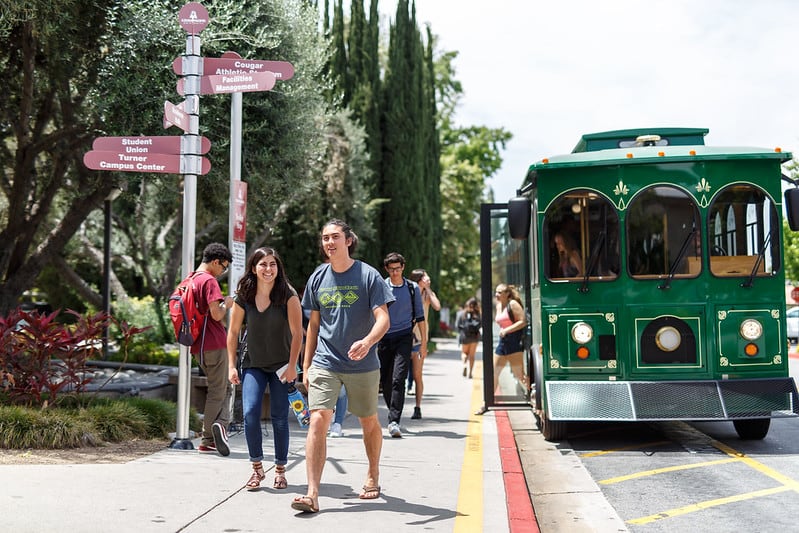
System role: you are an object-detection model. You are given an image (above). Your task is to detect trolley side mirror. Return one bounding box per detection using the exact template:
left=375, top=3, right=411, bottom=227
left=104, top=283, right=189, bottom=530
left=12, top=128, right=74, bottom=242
left=508, top=197, right=532, bottom=240
left=786, top=188, right=799, bottom=231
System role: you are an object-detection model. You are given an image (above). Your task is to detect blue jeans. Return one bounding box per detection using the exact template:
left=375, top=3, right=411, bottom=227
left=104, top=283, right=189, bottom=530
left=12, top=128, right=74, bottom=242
left=334, top=387, right=348, bottom=425
left=241, top=368, right=289, bottom=465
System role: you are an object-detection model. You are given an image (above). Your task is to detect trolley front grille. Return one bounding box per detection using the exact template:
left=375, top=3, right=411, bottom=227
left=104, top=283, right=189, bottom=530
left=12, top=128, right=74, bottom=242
left=546, top=378, right=799, bottom=421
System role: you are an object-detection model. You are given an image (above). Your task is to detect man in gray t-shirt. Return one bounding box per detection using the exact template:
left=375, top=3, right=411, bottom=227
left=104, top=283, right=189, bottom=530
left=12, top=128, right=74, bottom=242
left=302, top=261, right=393, bottom=374
left=293, top=219, right=394, bottom=514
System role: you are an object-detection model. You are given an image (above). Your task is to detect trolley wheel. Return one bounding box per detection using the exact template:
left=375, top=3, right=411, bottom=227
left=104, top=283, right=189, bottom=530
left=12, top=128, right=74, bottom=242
left=733, top=418, right=770, bottom=440
left=538, top=412, right=567, bottom=442
left=532, top=346, right=543, bottom=412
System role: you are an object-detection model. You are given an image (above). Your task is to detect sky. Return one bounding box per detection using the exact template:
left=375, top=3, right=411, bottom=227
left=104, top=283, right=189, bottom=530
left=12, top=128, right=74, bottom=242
left=378, top=0, right=799, bottom=202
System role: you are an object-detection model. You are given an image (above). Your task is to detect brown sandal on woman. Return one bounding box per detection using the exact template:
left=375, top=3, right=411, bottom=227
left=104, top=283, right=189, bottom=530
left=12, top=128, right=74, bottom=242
left=273, top=464, right=287, bottom=489
left=246, top=462, right=265, bottom=491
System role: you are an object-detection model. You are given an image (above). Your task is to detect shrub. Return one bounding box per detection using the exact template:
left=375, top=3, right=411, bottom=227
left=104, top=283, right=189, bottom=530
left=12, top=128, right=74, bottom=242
left=79, top=402, right=149, bottom=442
left=0, top=308, right=151, bottom=408
left=0, top=309, right=108, bottom=406
left=0, top=397, right=200, bottom=448
left=0, top=406, right=95, bottom=449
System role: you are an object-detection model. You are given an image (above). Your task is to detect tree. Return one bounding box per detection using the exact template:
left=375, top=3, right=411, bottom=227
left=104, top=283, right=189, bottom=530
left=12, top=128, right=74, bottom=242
left=434, top=50, right=512, bottom=310
left=0, top=0, right=126, bottom=313
left=0, top=0, right=334, bottom=332
left=379, top=0, right=432, bottom=268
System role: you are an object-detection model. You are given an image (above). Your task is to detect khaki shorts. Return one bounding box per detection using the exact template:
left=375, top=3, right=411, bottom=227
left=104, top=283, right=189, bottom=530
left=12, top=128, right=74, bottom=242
left=307, top=366, right=379, bottom=418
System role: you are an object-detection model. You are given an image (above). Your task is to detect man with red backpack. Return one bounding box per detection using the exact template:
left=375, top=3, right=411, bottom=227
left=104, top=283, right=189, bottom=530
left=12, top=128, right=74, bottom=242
left=185, top=242, right=234, bottom=456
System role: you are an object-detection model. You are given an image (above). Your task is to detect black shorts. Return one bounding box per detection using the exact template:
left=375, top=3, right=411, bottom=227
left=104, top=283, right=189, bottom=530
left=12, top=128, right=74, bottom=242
left=495, top=330, right=524, bottom=355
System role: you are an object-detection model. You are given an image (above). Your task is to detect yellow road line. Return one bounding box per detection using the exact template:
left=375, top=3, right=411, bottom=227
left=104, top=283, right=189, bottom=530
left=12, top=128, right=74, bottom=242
left=626, top=436, right=799, bottom=525
left=454, top=365, right=484, bottom=532
left=627, top=486, right=793, bottom=525
left=711, top=439, right=799, bottom=489
left=600, top=457, right=739, bottom=485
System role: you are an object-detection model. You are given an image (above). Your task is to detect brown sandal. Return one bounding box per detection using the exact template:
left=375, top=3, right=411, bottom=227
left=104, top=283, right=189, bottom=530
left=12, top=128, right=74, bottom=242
left=246, top=462, right=265, bottom=491
left=274, top=464, right=287, bottom=489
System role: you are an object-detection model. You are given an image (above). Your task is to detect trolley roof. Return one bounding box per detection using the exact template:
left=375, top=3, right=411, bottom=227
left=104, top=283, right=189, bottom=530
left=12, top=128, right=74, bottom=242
left=529, top=127, right=791, bottom=171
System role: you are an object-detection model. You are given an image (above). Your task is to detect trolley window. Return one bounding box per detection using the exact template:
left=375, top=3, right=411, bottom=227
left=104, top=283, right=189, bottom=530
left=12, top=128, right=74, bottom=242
left=708, top=185, right=779, bottom=278
left=628, top=186, right=701, bottom=279
left=543, top=190, right=620, bottom=281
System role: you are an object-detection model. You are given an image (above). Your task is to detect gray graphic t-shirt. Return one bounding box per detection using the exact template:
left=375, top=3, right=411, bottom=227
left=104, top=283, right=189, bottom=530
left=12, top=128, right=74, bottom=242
left=302, top=261, right=395, bottom=373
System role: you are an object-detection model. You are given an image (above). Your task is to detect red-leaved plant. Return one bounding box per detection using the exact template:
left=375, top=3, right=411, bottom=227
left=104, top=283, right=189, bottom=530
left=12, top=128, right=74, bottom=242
left=0, top=308, right=148, bottom=407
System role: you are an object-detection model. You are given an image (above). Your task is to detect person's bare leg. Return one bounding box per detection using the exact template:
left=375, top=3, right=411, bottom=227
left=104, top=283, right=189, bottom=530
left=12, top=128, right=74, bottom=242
left=466, top=343, right=477, bottom=378
left=493, top=353, right=505, bottom=393
left=299, top=409, right=333, bottom=506
left=413, top=356, right=424, bottom=408
left=359, top=414, right=382, bottom=492
left=508, top=351, right=528, bottom=389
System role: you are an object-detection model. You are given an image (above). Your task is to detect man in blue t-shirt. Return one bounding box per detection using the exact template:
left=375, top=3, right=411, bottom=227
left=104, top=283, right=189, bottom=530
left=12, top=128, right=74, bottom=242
left=377, top=252, right=426, bottom=438
left=293, top=219, right=394, bottom=514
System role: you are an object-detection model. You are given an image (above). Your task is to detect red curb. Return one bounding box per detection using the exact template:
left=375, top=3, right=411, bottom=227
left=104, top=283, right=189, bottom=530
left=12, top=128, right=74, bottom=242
left=495, top=410, right=539, bottom=533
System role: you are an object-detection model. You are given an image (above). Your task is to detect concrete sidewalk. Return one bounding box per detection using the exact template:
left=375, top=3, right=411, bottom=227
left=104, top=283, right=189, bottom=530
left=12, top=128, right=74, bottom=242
left=0, top=338, right=625, bottom=532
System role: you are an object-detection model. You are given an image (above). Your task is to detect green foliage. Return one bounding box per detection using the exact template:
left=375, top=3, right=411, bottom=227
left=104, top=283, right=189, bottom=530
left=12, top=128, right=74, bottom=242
left=434, top=51, right=512, bottom=309
left=0, top=397, right=200, bottom=448
left=783, top=218, right=799, bottom=284
left=0, top=406, right=96, bottom=449
left=112, top=296, right=164, bottom=343
left=122, top=397, right=181, bottom=437
left=79, top=401, right=149, bottom=441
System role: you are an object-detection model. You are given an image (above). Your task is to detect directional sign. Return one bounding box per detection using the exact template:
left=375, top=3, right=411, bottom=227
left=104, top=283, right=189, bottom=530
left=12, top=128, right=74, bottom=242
left=178, top=2, right=209, bottom=34
left=92, top=135, right=210, bottom=155
left=171, top=56, right=294, bottom=80
left=84, top=151, right=211, bottom=175
left=177, top=71, right=276, bottom=96
left=163, top=100, right=190, bottom=132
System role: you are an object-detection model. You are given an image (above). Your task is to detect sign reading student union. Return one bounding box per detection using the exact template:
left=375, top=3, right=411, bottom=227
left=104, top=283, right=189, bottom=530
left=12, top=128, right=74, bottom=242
left=92, top=135, right=211, bottom=155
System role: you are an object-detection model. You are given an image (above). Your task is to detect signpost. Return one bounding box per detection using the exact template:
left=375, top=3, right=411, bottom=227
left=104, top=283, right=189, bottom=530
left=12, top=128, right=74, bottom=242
left=92, top=135, right=211, bottom=154
left=83, top=151, right=211, bottom=175
left=82, top=1, right=294, bottom=451
left=171, top=56, right=295, bottom=80
left=176, top=71, right=276, bottom=96
left=163, top=101, right=191, bottom=132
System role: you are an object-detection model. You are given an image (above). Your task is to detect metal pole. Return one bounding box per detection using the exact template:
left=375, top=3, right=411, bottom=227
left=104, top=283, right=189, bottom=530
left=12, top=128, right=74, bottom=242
left=228, top=91, right=243, bottom=296
left=102, top=198, right=112, bottom=359
left=171, top=32, right=201, bottom=450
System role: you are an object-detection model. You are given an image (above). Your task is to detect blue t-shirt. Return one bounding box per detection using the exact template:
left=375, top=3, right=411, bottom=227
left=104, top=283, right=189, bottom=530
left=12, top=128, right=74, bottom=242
left=302, top=261, right=395, bottom=373
left=384, top=277, right=424, bottom=338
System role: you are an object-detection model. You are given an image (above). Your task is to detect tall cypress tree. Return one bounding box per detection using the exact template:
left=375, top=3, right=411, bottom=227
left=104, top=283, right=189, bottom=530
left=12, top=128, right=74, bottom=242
left=329, top=0, right=349, bottom=101
left=379, top=0, right=427, bottom=266
left=422, top=25, right=442, bottom=286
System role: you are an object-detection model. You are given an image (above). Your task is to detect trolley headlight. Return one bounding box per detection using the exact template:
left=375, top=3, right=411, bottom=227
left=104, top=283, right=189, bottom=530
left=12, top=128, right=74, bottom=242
left=571, top=322, right=593, bottom=344
left=655, top=326, right=681, bottom=352
left=739, top=319, right=763, bottom=341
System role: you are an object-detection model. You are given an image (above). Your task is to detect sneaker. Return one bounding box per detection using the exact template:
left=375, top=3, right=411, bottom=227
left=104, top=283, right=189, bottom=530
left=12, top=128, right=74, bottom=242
left=198, top=443, right=217, bottom=454
left=411, top=407, right=422, bottom=420
left=212, top=422, right=230, bottom=457
left=388, top=421, right=402, bottom=438
left=329, top=422, right=343, bottom=438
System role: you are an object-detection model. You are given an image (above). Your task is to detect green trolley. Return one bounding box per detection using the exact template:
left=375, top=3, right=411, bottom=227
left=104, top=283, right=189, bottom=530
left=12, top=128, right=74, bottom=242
left=505, top=127, right=799, bottom=441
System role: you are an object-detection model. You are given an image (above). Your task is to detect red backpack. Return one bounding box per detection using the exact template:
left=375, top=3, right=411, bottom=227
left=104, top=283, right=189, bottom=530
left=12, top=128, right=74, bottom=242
left=169, top=271, right=212, bottom=347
